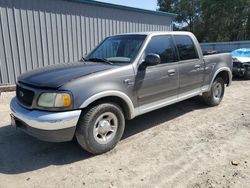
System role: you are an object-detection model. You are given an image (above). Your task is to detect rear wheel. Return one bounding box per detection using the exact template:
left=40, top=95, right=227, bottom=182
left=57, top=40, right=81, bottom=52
left=75, top=102, right=125, bottom=154
left=202, top=77, right=225, bottom=106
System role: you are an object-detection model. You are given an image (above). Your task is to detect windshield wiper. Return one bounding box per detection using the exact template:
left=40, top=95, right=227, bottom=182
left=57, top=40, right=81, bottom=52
left=87, top=58, right=113, bottom=65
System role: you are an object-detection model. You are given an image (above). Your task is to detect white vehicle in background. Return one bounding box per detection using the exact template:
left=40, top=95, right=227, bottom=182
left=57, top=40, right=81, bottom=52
left=231, top=48, right=250, bottom=79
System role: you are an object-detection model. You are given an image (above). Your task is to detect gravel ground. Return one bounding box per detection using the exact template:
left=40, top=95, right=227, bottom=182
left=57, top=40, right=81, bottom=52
left=0, top=80, right=250, bottom=188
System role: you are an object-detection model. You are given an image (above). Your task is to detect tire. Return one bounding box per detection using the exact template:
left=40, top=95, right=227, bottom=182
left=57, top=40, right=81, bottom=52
left=202, top=77, right=225, bottom=107
left=238, top=66, right=246, bottom=78
left=75, top=102, right=125, bottom=154
left=244, top=66, right=250, bottom=79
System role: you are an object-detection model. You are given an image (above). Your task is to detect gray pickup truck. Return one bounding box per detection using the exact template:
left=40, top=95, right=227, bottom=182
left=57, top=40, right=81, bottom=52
left=10, top=32, right=232, bottom=154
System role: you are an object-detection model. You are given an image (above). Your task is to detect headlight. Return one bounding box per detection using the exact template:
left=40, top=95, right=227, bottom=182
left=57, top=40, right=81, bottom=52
left=38, top=92, right=72, bottom=108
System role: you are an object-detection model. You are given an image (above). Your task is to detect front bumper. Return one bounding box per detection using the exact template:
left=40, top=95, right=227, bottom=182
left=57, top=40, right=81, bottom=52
left=233, top=62, right=250, bottom=77
left=10, top=97, right=81, bottom=142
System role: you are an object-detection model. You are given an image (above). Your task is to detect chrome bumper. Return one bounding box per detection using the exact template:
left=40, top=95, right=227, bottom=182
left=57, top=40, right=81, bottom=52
left=10, top=97, right=81, bottom=142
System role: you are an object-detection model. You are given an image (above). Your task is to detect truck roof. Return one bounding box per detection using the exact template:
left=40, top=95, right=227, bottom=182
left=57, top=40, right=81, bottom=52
left=114, top=31, right=194, bottom=36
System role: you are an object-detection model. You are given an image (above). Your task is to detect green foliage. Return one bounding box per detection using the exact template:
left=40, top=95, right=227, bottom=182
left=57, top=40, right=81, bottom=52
left=158, top=0, right=250, bottom=42
left=158, top=0, right=201, bottom=32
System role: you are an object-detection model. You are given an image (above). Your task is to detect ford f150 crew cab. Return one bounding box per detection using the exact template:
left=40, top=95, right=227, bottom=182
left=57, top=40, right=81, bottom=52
left=10, top=32, right=232, bottom=154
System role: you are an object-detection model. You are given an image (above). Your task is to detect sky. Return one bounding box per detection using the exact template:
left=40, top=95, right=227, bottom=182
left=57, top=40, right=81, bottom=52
left=95, top=0, right=158, bottom=11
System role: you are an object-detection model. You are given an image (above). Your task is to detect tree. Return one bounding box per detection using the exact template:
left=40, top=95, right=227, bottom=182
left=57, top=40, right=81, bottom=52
left=158, top=0, right=250, bottom=42
left=247, top=11, right=250, bottom=39
left=201, top=0, right=250, bottom=42
left=158, top=0, right=201, bottom=32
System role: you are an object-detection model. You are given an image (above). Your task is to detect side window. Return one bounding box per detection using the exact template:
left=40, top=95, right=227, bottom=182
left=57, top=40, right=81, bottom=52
left=174, top=35, right=198, bottom=61
left=145, top=35, right=176, bottom=64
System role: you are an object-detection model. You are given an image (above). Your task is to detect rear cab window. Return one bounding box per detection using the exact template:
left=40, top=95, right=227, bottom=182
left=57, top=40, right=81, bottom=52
left=173, top=35, right=199, bottom=61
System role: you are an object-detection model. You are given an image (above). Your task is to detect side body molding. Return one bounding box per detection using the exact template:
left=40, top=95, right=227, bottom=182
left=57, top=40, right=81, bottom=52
left=80, top=90, right=136, bottom=119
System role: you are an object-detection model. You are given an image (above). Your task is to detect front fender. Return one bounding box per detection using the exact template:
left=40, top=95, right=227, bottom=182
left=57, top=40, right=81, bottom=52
left=79, top=90, right=136, bottom=119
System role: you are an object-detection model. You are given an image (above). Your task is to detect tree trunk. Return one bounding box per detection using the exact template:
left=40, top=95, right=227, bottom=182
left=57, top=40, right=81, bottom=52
left=246, top=13, right=250, bottom=40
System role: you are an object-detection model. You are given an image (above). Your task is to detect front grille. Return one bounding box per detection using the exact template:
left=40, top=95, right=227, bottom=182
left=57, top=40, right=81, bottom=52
left=16, top=85, right=35, bottom=107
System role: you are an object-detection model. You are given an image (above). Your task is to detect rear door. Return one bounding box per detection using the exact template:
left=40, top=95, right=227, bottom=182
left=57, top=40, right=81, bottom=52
left=136, top=35, right=179, bottom=106
left=173, top=35, right=204, bottom=95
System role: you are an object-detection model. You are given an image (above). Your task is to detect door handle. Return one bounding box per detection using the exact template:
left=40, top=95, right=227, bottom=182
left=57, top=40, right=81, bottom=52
left=168, top=69, right=176, bottom=76
left=194, top=65, right=201, bottom=69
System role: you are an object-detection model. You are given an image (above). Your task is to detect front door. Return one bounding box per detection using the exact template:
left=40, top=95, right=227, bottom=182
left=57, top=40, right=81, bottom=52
left=135, top=35, right=179, bottom=107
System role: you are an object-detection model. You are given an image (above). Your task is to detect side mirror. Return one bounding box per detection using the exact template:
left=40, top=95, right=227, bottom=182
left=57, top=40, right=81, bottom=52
left=144, top=53, right=161, bottom=66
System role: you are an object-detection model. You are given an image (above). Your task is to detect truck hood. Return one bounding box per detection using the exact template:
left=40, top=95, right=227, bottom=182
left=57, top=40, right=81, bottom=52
left=233, top=56, right=250, bottom=63
left=18, top=62, right=116, bottom=88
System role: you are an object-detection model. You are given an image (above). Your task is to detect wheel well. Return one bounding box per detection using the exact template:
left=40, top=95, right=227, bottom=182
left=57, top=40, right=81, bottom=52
left=83, top=96, right=132, bottom=120
left=215, top=71, right=230, bottom=85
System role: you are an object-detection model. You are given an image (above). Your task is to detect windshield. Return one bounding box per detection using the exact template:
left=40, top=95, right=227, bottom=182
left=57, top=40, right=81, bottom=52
left=86, top=35, right=146, bottom=63
left=231, top=49, right=250, bottom=57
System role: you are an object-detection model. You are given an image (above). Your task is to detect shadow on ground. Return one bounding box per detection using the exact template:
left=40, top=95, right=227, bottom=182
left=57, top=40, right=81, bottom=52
left=232, top=77, right=250, bottom=82
left=0, top=96, right=208, bottom=175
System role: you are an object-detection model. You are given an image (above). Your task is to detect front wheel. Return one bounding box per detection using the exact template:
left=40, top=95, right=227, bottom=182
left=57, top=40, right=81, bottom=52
left=202, top=77, right=225, bottom=107
left=75, top=102, right=125, bottom=154
left=244, top=66, right=250, bottom=79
